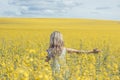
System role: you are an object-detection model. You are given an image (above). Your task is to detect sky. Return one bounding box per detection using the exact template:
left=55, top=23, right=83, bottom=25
left=0, top=0, right=120, bottom=20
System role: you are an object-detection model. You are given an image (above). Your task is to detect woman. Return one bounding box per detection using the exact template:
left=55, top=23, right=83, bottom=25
left=45, top=31, right=100, bottom=80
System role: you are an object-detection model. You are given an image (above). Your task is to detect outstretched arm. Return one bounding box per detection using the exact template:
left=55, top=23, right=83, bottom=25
left=66, top=48, right=100, bottom=54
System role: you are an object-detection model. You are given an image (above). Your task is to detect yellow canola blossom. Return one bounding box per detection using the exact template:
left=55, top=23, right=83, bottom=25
left=0, top=18, right=120, bottom=80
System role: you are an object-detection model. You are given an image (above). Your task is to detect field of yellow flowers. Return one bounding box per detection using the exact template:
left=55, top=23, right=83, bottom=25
left=0, top=18, right=120, bottom=80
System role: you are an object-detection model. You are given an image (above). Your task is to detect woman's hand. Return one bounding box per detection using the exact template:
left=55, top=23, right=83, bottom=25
left=92, top=48, right=101, bottom=53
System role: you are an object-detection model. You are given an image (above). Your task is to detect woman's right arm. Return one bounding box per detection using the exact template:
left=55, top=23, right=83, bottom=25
left=45, top=49, right=52, bottom=62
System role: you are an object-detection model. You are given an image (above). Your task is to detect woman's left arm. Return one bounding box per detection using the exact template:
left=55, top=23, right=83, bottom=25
left=66, top=48, right=101, bottom=54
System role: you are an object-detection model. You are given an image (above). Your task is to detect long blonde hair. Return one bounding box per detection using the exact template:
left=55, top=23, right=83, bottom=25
left=48, top=31, right=64, bottom=57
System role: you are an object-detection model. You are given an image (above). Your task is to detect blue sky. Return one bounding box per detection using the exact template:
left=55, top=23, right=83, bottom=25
left=0, top=0, right=120, bottom=20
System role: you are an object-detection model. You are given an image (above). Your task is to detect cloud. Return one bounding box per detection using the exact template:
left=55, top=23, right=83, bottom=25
left=117, top=4, right=120, bottom=8
left=9, top=0, right=81, bottom=16
left=0, top=0, right=120, bottom=20
left=95, top=7, right=111, bottom=10
left=91, top=11, right=100, bottom=14
left=3, top=11, right=19, bottom=16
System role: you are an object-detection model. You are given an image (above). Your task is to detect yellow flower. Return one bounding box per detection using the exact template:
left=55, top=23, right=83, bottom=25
left=29, top=49, right=36, bottom=53
left=113, top=63, right=118, bottom=69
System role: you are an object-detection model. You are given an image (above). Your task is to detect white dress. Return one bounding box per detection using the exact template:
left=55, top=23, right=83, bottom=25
left=47, top=48, right=69, bottom=80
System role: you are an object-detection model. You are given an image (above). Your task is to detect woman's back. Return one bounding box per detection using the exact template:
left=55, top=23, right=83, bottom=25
left=48, top=47, right=67, bottom=72
left=47, top=47, right=70, bottom=80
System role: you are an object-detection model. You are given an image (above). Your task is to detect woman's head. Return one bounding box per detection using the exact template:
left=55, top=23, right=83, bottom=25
left=49, top=31, right=64, bottom=56
left=50, top=31, right=64, bottom=48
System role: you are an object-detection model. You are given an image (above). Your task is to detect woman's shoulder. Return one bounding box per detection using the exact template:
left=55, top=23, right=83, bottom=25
left=62, top=47, right=66, bottom=50
left=62, top=47, right=67, bottom=53
left=64, top=47, right=69, bottom=52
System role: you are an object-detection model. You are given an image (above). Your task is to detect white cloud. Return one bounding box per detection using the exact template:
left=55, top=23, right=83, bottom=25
left=95, top=7, right=111, bottom=10
left=0, top=0, right=120, bottom=20
left=8, top=0, right=81, bottom=16
left=65, top=0, right=120, bottom=20
left=117, top=4, right=120, bottom=8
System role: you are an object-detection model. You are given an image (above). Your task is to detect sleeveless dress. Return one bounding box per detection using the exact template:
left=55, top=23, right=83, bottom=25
left=47, top=48, right=69, bottom=80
